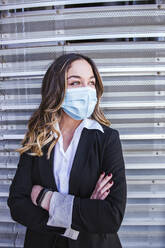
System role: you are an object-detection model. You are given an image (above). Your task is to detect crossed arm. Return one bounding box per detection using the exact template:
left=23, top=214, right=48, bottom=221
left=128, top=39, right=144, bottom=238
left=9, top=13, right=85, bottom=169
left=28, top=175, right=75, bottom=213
left=31, top=171, right=113, bottom=211
left=29, top=172, right=113, bottom=239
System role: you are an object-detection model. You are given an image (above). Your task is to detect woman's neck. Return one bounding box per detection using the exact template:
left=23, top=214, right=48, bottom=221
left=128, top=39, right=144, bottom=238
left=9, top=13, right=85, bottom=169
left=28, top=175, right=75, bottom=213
left=59, top=111, right=83, bottom=134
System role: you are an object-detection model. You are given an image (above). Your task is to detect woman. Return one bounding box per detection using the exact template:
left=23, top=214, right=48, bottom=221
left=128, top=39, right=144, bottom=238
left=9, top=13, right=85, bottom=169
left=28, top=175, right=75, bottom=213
left=8, top=53, right=127, bottom=248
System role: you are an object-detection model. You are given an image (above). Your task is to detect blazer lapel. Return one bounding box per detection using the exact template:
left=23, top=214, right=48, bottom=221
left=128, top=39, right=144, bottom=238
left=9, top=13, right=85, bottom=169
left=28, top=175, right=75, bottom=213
left=69, top=128, right=96, bottom=195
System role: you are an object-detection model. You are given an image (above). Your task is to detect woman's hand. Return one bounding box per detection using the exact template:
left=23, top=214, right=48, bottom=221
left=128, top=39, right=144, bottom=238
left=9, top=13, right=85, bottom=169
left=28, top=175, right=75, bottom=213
left=31, top=185, right=53, bottom=211
left=90, top=172, right=113, bottom=200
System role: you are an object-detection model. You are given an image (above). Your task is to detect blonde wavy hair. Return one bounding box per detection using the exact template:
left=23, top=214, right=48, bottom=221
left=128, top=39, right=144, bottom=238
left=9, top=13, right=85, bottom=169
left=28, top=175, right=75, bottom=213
left=16, top=53, right=110, bottom=159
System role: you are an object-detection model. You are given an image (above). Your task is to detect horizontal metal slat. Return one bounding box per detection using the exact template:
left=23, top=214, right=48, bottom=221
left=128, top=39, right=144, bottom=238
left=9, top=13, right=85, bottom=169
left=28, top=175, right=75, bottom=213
left=0, top=0, right=158, bottom=11
left=1, top=41, right=165, bottom=56
left=2, top=66, right=165, bottom=77
left=2, top=7, right=165, bottom=25
left=1, top=101, right=165, bottom=110
left=2, top=25, right=165, bottom=45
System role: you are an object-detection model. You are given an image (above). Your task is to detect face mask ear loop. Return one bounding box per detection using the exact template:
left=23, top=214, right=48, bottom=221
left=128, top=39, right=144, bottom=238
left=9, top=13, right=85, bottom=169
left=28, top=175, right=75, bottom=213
left=86, top=90, right=91, bottom=116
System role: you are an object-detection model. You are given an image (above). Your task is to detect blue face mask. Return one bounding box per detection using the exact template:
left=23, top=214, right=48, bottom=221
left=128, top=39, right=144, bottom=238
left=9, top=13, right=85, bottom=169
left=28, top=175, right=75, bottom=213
left=61, top=87, right=97, bottom=120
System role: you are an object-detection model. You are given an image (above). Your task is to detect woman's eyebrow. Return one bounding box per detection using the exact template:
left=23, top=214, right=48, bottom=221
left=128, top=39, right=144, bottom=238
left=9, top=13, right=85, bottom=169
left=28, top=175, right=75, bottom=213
left=67, top=75, right=95, bottom=80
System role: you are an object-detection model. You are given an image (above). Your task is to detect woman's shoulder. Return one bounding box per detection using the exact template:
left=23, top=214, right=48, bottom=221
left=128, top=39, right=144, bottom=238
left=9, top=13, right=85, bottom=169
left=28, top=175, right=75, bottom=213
left=100, top=123, right=120, bottom=136
left=99, top=123, right=121, bottom=146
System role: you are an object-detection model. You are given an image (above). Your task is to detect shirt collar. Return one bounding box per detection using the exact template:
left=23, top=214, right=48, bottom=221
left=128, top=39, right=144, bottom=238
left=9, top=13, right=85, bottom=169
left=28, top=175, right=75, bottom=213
left=80, top=118, right=104, bottom=133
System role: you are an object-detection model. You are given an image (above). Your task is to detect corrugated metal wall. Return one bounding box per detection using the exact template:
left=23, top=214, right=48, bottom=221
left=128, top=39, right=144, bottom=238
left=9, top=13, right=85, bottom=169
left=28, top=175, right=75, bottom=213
left=0, top=0, right=165, bottom=247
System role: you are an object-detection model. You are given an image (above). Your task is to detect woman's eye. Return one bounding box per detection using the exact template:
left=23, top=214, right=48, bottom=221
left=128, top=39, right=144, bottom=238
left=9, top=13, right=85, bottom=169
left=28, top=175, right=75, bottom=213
left=71, top=81, right=80, bottom=86
left=90, top=81, right=95, bottom=85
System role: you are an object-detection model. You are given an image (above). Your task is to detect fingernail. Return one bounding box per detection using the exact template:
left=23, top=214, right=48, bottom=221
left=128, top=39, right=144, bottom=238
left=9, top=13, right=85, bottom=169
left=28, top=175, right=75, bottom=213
left=109, top=180, right=113, bottom=184
left=108, top=173, right=112, bottom=177
left=101, top=171, right=105, bottom=175
left=106, top=189, right=110, bottom=193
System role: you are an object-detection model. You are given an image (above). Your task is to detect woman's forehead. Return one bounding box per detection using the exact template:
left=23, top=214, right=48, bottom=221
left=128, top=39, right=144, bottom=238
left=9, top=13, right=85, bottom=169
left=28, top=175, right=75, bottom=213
left=67, top=59, right=94, bottom=77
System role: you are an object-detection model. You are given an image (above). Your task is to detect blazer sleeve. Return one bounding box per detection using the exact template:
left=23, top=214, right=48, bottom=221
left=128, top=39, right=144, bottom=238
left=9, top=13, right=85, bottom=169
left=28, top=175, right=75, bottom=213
left=7, top=152, right=66, bottom=234
left=71, top=129, right=127, bottom=234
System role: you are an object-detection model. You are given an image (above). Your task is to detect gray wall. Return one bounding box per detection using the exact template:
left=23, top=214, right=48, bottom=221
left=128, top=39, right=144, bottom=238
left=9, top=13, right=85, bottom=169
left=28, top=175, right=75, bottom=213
left=0, top=0, right=165, bottom=247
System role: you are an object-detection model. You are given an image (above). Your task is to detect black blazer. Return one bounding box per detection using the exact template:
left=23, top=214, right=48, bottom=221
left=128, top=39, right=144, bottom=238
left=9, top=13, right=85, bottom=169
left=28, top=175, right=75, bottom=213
left=7, top=124, right=127, bottom=248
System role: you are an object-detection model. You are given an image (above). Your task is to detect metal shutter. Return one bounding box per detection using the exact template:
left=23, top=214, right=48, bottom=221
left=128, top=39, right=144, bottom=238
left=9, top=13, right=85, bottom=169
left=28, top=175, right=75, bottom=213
left=0, top=1, right=165, bottom=247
